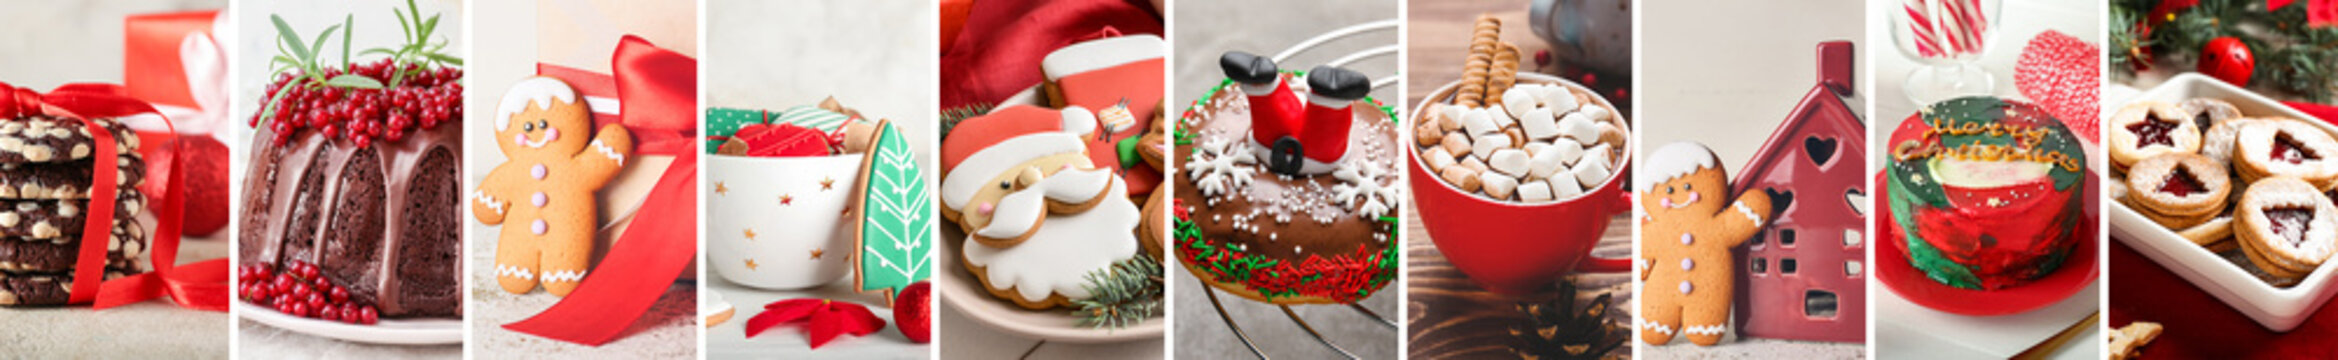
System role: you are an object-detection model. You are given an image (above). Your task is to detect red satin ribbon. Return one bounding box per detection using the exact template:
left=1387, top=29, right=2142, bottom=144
left=505, top=35, right=698, bottom=346
left=536, top=36, right=697, bottom=156
left=0, top=82, right=225, bottom=311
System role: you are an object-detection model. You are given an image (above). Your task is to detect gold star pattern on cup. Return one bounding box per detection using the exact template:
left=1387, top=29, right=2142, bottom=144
left=821, top=177, right=835, bottom=191
left=715, top=181, right=729, bottom=195
left=745, top=258, right=759, bottom=271
left=810, top=247, right=824, bottom=260
left=744, top=227, right=757, bottom=241
left=780, top=194, right=794, bottom=206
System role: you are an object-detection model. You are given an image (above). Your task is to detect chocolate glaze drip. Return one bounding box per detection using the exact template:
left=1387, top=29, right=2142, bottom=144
left=237, top=120, right=463, bottom=318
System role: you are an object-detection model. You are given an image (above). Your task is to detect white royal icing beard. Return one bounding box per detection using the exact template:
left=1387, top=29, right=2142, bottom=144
left=963, top=176, right=1140, bottom=302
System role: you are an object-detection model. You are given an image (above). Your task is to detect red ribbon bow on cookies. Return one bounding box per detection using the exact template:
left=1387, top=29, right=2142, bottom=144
left=0, top=82, right=227, bottom=311
left=505, top=35, right=699, bottom=346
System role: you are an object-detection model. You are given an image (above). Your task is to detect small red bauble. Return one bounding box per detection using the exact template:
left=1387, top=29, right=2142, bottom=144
left=2198, top=36, right=2255, bottom=86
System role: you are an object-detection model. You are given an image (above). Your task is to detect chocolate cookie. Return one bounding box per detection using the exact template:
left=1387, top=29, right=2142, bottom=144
left=0, top=155, right=147, bottom=199
left=0, top=267, right=137, bottom=306
left=0, top=189, right=144, bottom=239
left=0, top=115, right=141, bottom=164
left=0, top=222, right=149, bottom=273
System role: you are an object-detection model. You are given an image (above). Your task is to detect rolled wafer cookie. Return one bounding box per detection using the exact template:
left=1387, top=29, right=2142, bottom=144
left=1459, top=15, right=1502, bottom=107
left=1489, top=42, right=1521, bottom=102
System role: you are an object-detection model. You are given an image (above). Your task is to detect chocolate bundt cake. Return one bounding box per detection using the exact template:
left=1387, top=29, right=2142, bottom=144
left=238, top=122, right=463, bottom=318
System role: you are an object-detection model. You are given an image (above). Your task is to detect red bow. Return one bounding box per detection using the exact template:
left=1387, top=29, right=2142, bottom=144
left=505, top=35, right=699, bottom=346
left=0, top=82, right=227, bottom=311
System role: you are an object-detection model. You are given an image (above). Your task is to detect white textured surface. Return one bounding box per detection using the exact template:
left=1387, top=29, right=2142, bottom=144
left=0, top=1, right=229, bottom=357
left=1169, top=0, right=1401, bottom=359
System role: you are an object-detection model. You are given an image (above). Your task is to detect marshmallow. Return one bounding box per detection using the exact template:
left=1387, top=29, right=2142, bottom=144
left=1440, top=104, right=1469, bottom=132
left=1528, top=147, right=1571, bottom=179
left=1540, top=86, right=1579, bottom=113
left=1488, top=149, right=1532, bottom=177
left=1426, top=147, right=1457, bottom=172
left=1581, top=104, right=1611, bottom=123
left=1441, top=133, right=1472, bottom=158
left=1489, top=104, right=1517, bottom=129
left=1573, top=145, right=1612, bottom=186
left=1546, top=138, right=1586, bottom=166
left=1558, top=111, right=1600, bottom=143
left=1518, top=180, right=1554, bottom=202
left=1522, top=142, right=1550, bottom=157
left=1462, top=107, right=1500, bottom=136
left=1471, top=132, right=1512, bottom=159
left=1480, top=172, right=1520, bottom=200
left=1520, top=107, right=1561, bottom=140
left=1502, top=88, right=1538, bottom=120
left=1548, top=168, right=1585, bottom=198
left=1441, top=166, right=1483, bottom=192
left=1460, top=156, right=1489, bottom=173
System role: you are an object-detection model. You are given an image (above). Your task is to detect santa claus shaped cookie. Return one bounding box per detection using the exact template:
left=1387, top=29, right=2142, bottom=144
left=941, top=105, right=1141, bottom=310
left=1042, top=34, right=1167, bottom=197
left=1638, top=142, right=1771, bottom=346
left=474, top=77, right=634, bottom=296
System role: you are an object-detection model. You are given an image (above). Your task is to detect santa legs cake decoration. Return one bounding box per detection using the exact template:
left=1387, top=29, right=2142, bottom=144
left=1886, top=96, right=2088, bottom=290
left=1170, top=52, right=1400, bottom=304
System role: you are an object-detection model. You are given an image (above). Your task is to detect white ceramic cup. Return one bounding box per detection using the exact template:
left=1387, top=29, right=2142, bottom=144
left=706, top=153, right=865, bottom=290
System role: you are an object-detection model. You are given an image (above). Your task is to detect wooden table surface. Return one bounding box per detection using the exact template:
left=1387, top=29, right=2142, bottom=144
left=1405, top=212, right=1634, bottom=360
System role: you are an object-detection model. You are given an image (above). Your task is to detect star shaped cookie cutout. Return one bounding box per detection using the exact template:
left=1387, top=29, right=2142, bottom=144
left=745, top=258, right=759, bottom=270
left=715, top=181, right=729, bottom=196
left=744, top=227, right=758, bottom=241
left=810, top=247, right=824, bottom=260
left=820, top=177, right=835, bottom=191
left=780, top=194, right=794, bottom=206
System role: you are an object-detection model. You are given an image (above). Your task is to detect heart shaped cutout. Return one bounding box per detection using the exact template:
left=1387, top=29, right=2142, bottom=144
left=1844, top=188, right=1868, bottom=217
left=1804, top=136, right=1839, bottom=166
left=1765, top=188, right=1795, bottom=216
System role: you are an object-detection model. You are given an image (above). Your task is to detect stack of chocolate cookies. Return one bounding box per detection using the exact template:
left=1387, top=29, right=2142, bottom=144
left=0, top=115, right=149, bottom=306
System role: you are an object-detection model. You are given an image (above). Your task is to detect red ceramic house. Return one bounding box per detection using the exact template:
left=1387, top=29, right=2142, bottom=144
left=1728, top=41, right=1866, bottom=343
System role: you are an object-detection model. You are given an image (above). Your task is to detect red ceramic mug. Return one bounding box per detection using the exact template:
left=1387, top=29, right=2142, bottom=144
left=1409, top=74, right=1634, bottom=296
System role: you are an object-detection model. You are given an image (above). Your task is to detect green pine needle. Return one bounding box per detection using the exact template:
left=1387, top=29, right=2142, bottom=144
left=1072, top=254, right=1164, bottom=329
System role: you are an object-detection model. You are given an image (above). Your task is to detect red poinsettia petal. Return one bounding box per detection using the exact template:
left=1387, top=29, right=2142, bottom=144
left=806, top=307, right=850, bottom=349
left=2313, top=0, right=2338, bottom=28
left=835, top=302, right=889, bottom=335
left=744, top=299, right=825, bottom=338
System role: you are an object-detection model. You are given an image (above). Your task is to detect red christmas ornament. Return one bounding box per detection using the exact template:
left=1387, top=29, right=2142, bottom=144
left=893, top=282, right=932, bottom=343
left=2014, top=30, right=2102, bottom=143
left=746, top=298, right=887, bottom=349
left=2198, top=36, right=2256, bottom=86
left=139, top=134, right=230, bottom=236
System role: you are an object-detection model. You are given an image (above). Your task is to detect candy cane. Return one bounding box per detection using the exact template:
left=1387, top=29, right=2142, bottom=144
left=1946, top=0, right=1985, bottom=56
left=1905, top=0, right=1941, bottom=57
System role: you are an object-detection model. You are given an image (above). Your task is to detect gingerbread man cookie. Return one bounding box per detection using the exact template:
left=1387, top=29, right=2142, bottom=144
left=473, top=77, right=634, bottom=296
left=1637, top=142, right=1771, bottom=346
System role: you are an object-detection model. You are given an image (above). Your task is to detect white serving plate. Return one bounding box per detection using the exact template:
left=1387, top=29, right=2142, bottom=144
left=235, top=301, right=463, bottom=345
left=2108, top=72, right=2338, bottom=332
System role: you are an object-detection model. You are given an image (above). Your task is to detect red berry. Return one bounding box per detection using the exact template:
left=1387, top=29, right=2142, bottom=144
left=341, top=306, right=362, bottom=323
left=329, top=286, right=350, bottom=304
left=1534, top=50, right=1552, bottom=67
left=272, top=273, right=295, bottom=293
left=358, top=306, right=379, bottom=324
left=287, top=302, right=309, bottom=318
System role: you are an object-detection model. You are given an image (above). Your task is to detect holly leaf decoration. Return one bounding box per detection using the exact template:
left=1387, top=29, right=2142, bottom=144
left=855, top=121, right=934, bottom=300
left=746, top=299, right=888, bottom=349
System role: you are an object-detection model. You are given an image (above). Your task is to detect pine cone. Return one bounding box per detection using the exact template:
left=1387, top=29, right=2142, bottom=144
left=1508, top=280, right=1627, bottom=360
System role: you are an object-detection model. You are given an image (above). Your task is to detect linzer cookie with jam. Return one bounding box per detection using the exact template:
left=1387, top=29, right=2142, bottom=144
left=1171, top=52, right=1399, bottom=305
left=1886, top=96, right=2088, bottom=290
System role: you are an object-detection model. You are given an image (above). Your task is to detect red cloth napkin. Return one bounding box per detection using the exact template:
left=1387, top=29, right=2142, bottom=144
left=2283, top=101, right=2338, bottom=124
left=939, top=0, right=1160, bottom=109
left=2108, top=240, right=2338, bottom=358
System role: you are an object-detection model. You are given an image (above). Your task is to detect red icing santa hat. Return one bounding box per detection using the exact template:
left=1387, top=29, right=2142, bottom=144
left=941, top=105, right=1096, bottom=209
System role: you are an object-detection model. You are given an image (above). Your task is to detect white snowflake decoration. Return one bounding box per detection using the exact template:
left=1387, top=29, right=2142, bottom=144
left=1184, top=138, right=1256, bottom=197
left=1331, top=159, right=1399, bottom=219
